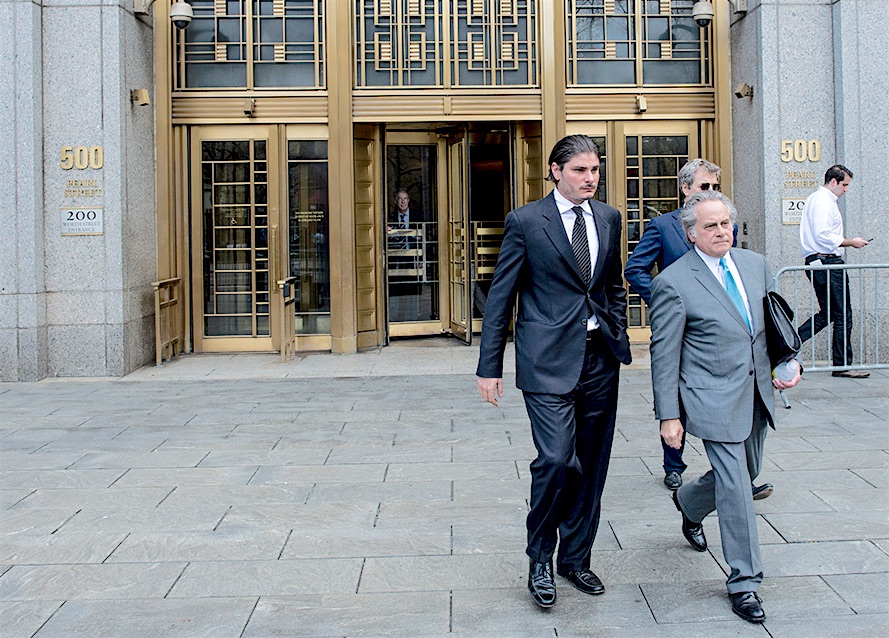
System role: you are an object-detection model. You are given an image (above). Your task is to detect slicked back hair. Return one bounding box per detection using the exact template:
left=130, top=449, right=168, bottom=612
left=680, top=190, right=737, bottom=238
left=824, top=164, right=853, bottom=185
left=546, top=135, right=601, bottom=182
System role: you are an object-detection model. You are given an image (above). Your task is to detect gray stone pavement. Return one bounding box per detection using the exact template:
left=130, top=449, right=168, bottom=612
left=1, top=339, right=888, bottom=637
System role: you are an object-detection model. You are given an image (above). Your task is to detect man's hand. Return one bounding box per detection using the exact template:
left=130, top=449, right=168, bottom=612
left=477, top=377, right=503, bottom=406
left=772, top=358, right=802, bottom=390
left=660, top=419, right=684, bottom=450
left=844, top=237, right=869, bottom=249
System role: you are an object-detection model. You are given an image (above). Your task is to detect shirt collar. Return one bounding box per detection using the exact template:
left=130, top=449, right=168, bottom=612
left=553, top=189, right=591, bottom=215
left=819, top=185, right=838, bottom=203
left=694, top=246, right=734, bottom=270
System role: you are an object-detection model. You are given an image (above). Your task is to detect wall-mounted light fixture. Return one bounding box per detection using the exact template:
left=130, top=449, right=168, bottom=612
left=734, top=83, right=754, bottom=100
left=243, top=99, right=256, bottom=117
left=635, top=95, right=648, bottom=114
left=130, top=89, right=151, bottom=106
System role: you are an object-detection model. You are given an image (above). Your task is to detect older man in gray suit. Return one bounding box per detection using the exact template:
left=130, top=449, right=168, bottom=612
left=649, top=190, right=800, bottom=624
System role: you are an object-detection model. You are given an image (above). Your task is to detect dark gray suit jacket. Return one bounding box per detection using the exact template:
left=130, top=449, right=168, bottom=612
left=476, top=192, right=631, bottom=395
left=649, top=248, right=776, bottom=443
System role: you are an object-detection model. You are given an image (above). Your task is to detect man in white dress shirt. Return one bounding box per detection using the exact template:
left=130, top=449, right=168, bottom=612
left=797, top=165, right=870, bottom=378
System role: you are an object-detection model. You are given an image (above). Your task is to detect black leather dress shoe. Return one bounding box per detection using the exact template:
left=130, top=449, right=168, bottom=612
left=672, top=491, right=707, bottom=552
left=528, top=560, right=556, bottom=608
left=556, top=567, right=605, bottom=595
left=752, top=483, right=774, bottom=500
left=729, top=591, right=765, bottom=623
left=664, top=471, right=682, bottom=490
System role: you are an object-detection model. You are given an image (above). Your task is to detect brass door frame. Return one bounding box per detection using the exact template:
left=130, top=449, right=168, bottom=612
left=384, top=130, right=450, bottom=338
left=447, top=131, right=472, bottom=344
left=190, top=124, right=282, bottom=353
left=567, top=120, right=700, bottom=342
left=283, top=124, right=333, bottom=353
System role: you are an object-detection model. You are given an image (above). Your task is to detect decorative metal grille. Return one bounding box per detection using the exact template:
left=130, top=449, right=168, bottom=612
left=177, top=0, right=325, bottom=89
left=355, top=0, right=444, bottom=86
left=567, top=0, right=708, bottom=87
left=624, top=133, right=689, bottom=328
left=201, top=140, right=271, bottom=337
left=355, top=0, right=537, bottom=88
left=451, top=0, right=537, bottom=86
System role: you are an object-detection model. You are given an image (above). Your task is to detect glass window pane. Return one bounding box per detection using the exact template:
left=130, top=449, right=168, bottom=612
left=203, top=141, right=250, bottom=162
left=288, top=145, right=330, bottom=335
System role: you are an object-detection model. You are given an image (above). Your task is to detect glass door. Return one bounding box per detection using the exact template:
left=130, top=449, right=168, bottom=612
left=384, top=132, right=441, bottom=337
left=566, top=121, right=699, bottom=340
left=447, top=132, right=472, bottom=344
left=617, top=121, right=697, bottom=339
left=190, top=125, right=282, bottom=352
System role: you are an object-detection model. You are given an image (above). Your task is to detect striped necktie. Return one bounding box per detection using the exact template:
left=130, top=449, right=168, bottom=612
left=571, top=206, right=591, bottom=285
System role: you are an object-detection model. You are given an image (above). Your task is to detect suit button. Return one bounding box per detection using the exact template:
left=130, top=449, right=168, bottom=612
left=749, top=371, right=754, bottom=376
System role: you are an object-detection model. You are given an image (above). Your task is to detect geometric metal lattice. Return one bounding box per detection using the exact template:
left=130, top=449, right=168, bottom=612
left=567, top=0, right=708, bottom=87
left=178, top=0, right=325, bottom=89
left=356, top=0, right=537, bottom=88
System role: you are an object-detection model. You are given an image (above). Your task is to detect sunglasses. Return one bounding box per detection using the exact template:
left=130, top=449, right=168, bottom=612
left=699, top=182, right=721, bottom=191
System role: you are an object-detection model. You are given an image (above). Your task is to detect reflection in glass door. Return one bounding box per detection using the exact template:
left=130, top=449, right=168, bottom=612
left=385, top=140, right=440, bottom=334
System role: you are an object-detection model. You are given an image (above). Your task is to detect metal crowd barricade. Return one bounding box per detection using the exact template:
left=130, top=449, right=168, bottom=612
left=278, top=275, right=298, bottom=362
left=151, top=277, right=182, bottom=366
left=773, top=263, right=889, bottom=373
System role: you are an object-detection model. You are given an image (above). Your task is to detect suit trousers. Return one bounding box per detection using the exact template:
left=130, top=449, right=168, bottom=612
left=522, top=330, right=620, bottom=571
left=676, top=394, right=769, bottom=594
left=797, top=254, right=854, bottom=366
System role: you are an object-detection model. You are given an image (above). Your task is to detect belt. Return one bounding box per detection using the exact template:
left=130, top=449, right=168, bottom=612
left=807, top=253, right=840, bottom=259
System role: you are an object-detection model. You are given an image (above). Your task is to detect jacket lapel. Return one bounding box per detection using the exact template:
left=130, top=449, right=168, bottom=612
left=668, top=214, right=690, bottom=249
left=733, top=250, right=764, bottom=335
left=590, top=204, right=610, bottom=287
left=689, top=250, right=751, bottom=334
left=542, top=193, right=587, bottom=285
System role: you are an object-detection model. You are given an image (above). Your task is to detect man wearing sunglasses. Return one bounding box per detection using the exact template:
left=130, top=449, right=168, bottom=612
left=625, top=160, right=772, bottom=500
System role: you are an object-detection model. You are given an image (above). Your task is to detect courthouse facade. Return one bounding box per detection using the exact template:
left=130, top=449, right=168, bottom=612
left=3, top=0, right=887, bottom=380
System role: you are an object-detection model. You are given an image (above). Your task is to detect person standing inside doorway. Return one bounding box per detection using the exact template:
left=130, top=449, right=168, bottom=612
left=797, top=165, right=870, bottom=378
left=476, top=135, right=631, bottom=609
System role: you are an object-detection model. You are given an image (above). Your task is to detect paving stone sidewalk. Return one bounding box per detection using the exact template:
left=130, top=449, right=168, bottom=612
left=1, top=342, right=887, bottom=637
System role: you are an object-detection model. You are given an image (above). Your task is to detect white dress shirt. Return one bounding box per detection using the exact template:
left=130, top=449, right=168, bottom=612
left=554, top=189, right=600, bottom=331
left=694, top=247, right=753, bottom=330
left=799, top=186, right=844, bottom=258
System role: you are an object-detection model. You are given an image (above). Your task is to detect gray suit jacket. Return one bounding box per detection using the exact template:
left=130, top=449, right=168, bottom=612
left=649, top=248, right=775, bottom=443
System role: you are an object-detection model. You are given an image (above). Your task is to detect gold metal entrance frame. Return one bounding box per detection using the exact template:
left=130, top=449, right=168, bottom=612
left=189, top=124, right=331, bottom=353
left=567, top=120, right=700, bottom=342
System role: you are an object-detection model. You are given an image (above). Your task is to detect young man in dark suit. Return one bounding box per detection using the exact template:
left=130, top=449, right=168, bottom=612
left=476, top=135, right=631, bottom=608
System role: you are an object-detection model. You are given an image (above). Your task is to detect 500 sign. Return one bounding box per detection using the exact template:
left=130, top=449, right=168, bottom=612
left=60, top=146, right=103, bottom=170
left=781, top=139, right=820, bottom=163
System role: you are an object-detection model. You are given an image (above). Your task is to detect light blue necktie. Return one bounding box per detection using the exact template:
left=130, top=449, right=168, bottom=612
left=719, top=257, right=751, bottom=333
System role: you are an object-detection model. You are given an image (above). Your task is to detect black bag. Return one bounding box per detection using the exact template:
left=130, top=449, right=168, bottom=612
left=763, top=291, right=801, bottom=368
